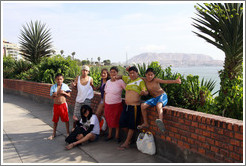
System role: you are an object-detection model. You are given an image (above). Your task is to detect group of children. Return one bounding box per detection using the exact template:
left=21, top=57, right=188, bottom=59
left=49, top=65, right=181, bottom=150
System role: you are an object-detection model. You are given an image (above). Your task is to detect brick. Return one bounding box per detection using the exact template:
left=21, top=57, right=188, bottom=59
left=205, top=151, right=215, bottom=159
left=201, top=117, right=206, bottom=123
left=187, top=138, right=195, bottom=144
left=177, top=140, right=183, bottom=147
left=234, top=146, right=243, bottom=154
left=188, top=115, right=193, bottom=120
left=199, top=124, right=207, bottom=130
left=181, top=136, right=187, bottom=142
left=195, top=128, right=203, bottom=135
left=206, top=118, right=211, bottom=125
left=207, top=126, right=215, bottom=132
left=184, top=120, right=191, bottom=126
left=215, top=128, right=224, bottom=135
left=230, top=139, right=240, bottom=147
left=174, top=133, right=181, bottom=139
left=224, top=130, right=234, bottom=138
left=227, top=123, right=233, bottom=130
left=191, top=121, right=198, bottom=127
left=198, top=136, right=206, bottom=142
left=239, top=126, right=243, bottom=133
left=202, top=131, right=211, bottom=137
left=183, top=142, right=190, bottom=149
left=206, top=137, right=214, bottom=145
left=165, top=136, right=171, bottom=142
left=192, top=115, right=197, bottom=121
left=220, top=149, right=229, bottom=157
left=234, top=133, right=243, bottom=140
left=230, top=152, right=240, bottom=161
left=201, top=143, right=210, bottom=149
left=211, top=146, right=219, bottom=153
left=178, top=118, right=184, bottom=124
left=198, top=148, right=205, bottom=154
left=191, top=133, right=198, bottom=139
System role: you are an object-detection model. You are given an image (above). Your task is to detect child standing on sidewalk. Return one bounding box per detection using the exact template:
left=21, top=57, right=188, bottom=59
left=95, top=68, right=110, bottom=119
left=104, top=66, right=126, bottom=143
left=137, top=68, right=181, bottom=132
left=72, top=65, right=94, bottom=129
left=49, top=73, right=71, bottom=140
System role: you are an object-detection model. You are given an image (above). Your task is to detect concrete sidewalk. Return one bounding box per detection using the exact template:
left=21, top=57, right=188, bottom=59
left=2, top=93, right=171, bottom=164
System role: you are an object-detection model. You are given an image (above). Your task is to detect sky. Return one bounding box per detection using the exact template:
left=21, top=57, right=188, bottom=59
left=2, top=1, right=226, bottom=63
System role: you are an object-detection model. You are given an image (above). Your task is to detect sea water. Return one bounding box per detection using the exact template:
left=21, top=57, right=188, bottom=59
left=171, top=66, right=223, bottom=95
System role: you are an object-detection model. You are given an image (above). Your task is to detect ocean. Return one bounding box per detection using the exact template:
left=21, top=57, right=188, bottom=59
left=171, top=66, right=223, bottom=95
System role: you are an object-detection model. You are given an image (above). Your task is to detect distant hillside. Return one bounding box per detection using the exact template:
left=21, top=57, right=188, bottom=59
left=126, top=53, right=223, bottom=67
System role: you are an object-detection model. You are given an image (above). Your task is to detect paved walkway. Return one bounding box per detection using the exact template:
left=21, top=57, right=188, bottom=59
left=2, top=93, right=171, bottom=163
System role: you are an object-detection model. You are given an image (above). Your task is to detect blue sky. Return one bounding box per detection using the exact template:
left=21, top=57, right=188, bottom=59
left=2, top=1, right=226, bottom=63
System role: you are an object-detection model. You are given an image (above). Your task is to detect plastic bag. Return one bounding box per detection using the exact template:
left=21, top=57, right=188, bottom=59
left=99, top=116, right=107, bottom=131
left=136, top=131, right=156, bottom=155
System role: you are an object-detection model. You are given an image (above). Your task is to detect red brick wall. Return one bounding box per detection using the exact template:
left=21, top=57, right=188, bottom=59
left=3, top=79, right=243, bottom=163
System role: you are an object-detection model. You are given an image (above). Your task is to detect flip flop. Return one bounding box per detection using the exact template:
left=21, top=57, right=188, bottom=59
left=155, top=119, right=165, bottom=132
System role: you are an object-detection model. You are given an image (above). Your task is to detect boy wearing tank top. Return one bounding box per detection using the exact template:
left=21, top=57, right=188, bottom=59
left=72, top=65, right=94, bottom=129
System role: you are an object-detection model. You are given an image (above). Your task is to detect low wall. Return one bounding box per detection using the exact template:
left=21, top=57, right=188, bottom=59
left=3, top=79, right=243, bottom=163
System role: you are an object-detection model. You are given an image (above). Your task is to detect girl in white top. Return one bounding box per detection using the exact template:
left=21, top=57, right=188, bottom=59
left=66, top=105, right=100, bottom=150
left=72, top=65, right=94, bottom=129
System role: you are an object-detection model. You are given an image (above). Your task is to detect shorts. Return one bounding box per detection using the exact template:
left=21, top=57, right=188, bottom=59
left=52, top=103, right=69, bottom=123
left=119, top=105, right=141, bottom=130
left=144, top=93, right=168, bottom=107
left=89, top=133, right=99, bottom=142
left=73, top=99, right=91, bottom=119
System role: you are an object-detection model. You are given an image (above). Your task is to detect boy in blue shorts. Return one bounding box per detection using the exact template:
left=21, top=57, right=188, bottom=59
left=137, top=68, right=181, bottom=132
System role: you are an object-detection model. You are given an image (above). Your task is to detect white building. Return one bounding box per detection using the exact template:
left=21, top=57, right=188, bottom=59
left=3, top=40, right=22, bottom=60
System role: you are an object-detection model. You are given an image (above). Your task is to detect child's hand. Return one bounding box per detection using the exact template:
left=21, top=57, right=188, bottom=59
left=53, top=92, right=57, bottom=97
left=176, top=76, right=181, bottom=84
left=140, top=90, right=148, bottom=96
left=73, top=115, right=78, bottom=121
left=72, top=80, right=77, bottom=87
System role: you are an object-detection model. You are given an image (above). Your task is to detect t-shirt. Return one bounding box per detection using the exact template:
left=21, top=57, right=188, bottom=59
left=122, top=76, right=147, bottom=94
left=104, top=79, right=126, bottom=104
left=79, top=114, right=100, bottom=135
left=50, top=83, right=71, bottom=96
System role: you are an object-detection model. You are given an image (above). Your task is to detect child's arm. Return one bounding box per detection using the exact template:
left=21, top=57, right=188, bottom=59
left=59, top=90, right=71, bottom=97
left=90, top=77, right=94, bottom=90
left=156, top=76, right=181, bottom=84
left=72, top=76, right=78, bottom=87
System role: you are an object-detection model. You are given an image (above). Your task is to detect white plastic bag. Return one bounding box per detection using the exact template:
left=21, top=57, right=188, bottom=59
left=136, top=131, right=156, bottom=155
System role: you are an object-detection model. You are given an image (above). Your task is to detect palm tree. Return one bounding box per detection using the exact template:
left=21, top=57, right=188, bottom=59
left=192, top=3, right=243, bottom=118
left=72, top=52, right=76, bottom=60
left=19, top=20, right=53, bottom=65
left=192, top=3, right=243, bottom=79
left=60, top=50, right=64, bottom=55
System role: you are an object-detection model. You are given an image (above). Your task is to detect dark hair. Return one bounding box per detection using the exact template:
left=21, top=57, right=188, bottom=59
left=55, top=73, right=63, bottom=78
left=110, top=66, right=119, bottom=73
left=145, top=68, right=155, bottom=74
left=80, top=105, right=93, bottom=123
left=128, top=66, right=138, bottom=73
left=101, top=68, right=110, bottom=80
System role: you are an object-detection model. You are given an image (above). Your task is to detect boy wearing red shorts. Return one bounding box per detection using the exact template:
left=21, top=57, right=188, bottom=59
left=48, top=73, right=71, bottom=140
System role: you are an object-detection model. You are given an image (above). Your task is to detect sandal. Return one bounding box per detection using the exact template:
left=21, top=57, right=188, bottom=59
left=117, top=144, right=129, bottom=150
left=155, top=119, right=165, bottom=132
left=137, top=124, right=149, bottom=130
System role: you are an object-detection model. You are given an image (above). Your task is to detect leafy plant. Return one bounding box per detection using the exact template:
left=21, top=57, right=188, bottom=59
left=19, top=20, right=53, bottom=65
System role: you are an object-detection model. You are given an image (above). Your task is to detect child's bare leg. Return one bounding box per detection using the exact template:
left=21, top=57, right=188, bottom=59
left=137, top=103, right=150, bottom=129
left=106, top=127, right=112, bottom=140
left=95, top=103, right=104, bottom=120
left=156, top=102, right=163, bottom=121
left=115, top=127, right=120, bottom=139
left=155, top=102, right=165, bottom=132
left=66, top=133, right=95, bottom=150
left=65, top=121, right=70, bottom=136
left=48, top=122, right=57, bottom=140
left=119, top=129, right=134, bottom=149
left=73, top=120, right=77, bottom=129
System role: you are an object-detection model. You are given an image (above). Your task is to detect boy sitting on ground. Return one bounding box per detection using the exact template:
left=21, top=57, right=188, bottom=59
left=137, top=68, right=181, bottom=132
